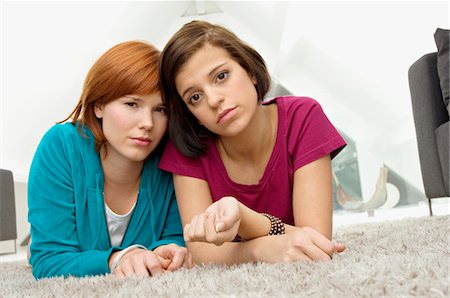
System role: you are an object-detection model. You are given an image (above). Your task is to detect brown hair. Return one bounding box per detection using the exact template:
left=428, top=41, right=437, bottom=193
left=60, top=41, right=161, bottom=151
left=160, top=20, right=271, bottom=158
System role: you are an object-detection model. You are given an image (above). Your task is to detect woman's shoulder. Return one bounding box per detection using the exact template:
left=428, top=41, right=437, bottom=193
left=270, top=95, right=320, bottom=109
left=39, top=123, right=76, bottom=145
left=267, top=96, right=324, bottom=124
left=162, top=138, right=215, bottom=162
left=159, top=138, right=214, bottom=179
left=38, top=123, right=95, bottom=156
left=43, top=122, right=90, bottom=139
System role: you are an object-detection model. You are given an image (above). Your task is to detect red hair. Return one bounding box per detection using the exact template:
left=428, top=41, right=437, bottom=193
left=61, top=41, right=160, bottom=151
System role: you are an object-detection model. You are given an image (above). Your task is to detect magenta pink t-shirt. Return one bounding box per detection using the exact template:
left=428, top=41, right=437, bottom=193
left=159, top=96, right=346, bottom=225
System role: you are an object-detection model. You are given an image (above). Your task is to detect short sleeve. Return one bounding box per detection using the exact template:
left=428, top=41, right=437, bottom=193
left=287, top=98, right=346, bottom=170
left=159, top=140, right=207, bottom=180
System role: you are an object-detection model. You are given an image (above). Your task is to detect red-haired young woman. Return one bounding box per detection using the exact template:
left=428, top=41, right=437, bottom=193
left=28, top=41, right=192, bottom=279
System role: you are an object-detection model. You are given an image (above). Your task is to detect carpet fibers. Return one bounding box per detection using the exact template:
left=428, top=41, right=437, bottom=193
left=1, top=215, right=448, bottom=297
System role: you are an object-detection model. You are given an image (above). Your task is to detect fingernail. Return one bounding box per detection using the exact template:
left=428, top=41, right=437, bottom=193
left=215, top=222, right=224, bottom=233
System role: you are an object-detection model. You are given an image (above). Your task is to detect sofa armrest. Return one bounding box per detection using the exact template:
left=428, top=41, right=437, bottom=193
left=0, top=169, right=18, bottom=241
left=409, top=52, right=449, bottom=198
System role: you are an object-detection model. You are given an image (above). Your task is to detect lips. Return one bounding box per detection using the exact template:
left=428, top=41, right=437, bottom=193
left=217, top=106, right=238, bottom=124
left=131, top=137, right=152, bottom=146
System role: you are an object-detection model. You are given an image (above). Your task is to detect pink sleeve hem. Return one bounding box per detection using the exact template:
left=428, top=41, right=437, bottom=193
left=293, top=136, right=346, bottom=171
left=158, top=162, right=206, bottom=181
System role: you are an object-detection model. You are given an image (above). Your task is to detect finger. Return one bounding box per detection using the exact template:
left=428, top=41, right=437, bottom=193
left=308, top=229, right=336, bottom=258
left=208, top=214, right=230, bottom=245
left=302, top=243, right=330, bottom=261
left=189, top=215, right=200, bottom=240
left=183, top=224, right=191, bottom=242
left=215, top=212, right=239, bottom=233
left=211, top=213, right=227, bottom=234
left=290, top=250, right=313, bottom=262
left=152, top=245, right=166, bottom=257
left=145, top=253, right=166, bottom=276
left=180, top=251, right=193, bottom=269
left=167, top=248, right=186, bottom=271
left=124, top=252, right=151, bottom=277
left=132, top=262, right=151, bottom=277
left=334, top=242, right=346, bottom=253
left=205, top=213, right=220, bottom=243
left=119, top=261, right=136, bottom=277
left=157, top=254, right=172, bottom=269
left=114, top=268, right=125, bottom=278
left=187, top=253, right=194, bottom=268
left=193, top=213, right=207, bottom=240
left=291, top=229, right=332, bottom=261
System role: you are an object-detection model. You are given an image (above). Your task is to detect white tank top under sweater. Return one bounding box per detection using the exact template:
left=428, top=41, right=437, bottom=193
left=104, top=201, right=137, bottom=247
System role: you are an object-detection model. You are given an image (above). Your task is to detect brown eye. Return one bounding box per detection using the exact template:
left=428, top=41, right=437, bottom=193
left=155, top=106, right=167, bottom=114
left=216, top=71, right=229, bottom=82
left=126, top=102, right=137, bottom=108
left=189, top=93, right=202, bottom=105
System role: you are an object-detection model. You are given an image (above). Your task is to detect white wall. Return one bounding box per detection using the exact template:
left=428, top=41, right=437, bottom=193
left=1, top=1, right=449, bottom=240
left=0, top=1, right=192, bottom=182
left=270, top=1, right=448, bottom=199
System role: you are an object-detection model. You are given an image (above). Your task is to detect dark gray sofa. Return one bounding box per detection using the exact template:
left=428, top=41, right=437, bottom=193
left=0, top=169, right=17, bottom=253
left=409, top=52, right=450, bottom=215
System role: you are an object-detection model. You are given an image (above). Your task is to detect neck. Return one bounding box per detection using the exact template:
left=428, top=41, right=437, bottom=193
left=100, top=146, right=143, bottom=214
left=217, top=104, right=277, bottom=163
left=100, top=146, right=143, bottom=188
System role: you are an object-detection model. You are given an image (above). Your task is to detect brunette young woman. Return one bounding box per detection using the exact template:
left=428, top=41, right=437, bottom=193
left=159, top=20, right=347, bottom=264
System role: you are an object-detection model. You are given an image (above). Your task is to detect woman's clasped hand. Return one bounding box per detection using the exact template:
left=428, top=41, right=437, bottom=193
left=112, top=244, right=193, bottom=278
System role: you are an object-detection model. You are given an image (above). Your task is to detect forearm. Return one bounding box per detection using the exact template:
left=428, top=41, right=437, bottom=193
left=108, top=251, right=120, bottom=271
left=237, top=203, right=271, bottom=239
left=187, top=236, right=271, bottom=265
left=237, top=203, right=298, bottom=239
left=31, top=246, right=113, bottom=279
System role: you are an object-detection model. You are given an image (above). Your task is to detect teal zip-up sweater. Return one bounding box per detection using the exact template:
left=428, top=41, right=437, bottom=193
left=28, top=123, right=184, bottom=279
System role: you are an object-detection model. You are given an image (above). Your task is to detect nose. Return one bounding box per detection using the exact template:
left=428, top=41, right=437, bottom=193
left=206, top=89, right=224, bottom=108
left=138, top=109, right=153, bottom=130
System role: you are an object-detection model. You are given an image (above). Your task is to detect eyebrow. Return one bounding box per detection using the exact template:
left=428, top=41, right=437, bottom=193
left=124, top=95, right=164, bottom=107
left=124, top=95, right=143, bottom=101
left=180, top=62, right=228, bottom=99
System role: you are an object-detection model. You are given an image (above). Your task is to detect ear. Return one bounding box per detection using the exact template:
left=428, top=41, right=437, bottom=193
left=251, top=74, right=257, bottom=85
left=94, top=104, right=103, bottom=119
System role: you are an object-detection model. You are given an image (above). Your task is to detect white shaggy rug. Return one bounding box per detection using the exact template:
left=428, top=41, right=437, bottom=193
left=1, top=215, right=448, bottom=297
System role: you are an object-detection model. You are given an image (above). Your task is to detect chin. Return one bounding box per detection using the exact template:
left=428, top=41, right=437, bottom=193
left=128, top=151, right=154, bottom=162
left=217, top=123, right=248, bottom=137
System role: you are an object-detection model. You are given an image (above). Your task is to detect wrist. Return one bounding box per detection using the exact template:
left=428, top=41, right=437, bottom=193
left=109, top=244, right=148, bottom=273
left=260, top=213, right=285, bottom=235
left=237, top=204, right=271, bottom=240
left=108, top=251, right=120, bottom=270
left=247, top=235, right=270, bottom=262
left=283, top=223, right=296, bottom=233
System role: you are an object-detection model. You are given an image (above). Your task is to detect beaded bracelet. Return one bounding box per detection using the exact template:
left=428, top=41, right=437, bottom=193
left=261, top=213, right=285, bottom=235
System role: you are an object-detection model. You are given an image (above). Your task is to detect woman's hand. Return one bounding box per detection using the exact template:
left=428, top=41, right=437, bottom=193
left=184, top=196, right=241, bottom=246
left=112, top=244, right=193, bottom=278
left=255, top=226, right=346, bottom=262
left=112, top=248, right=171, bottom=278
left=153, top=244, right=193, bottom=271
